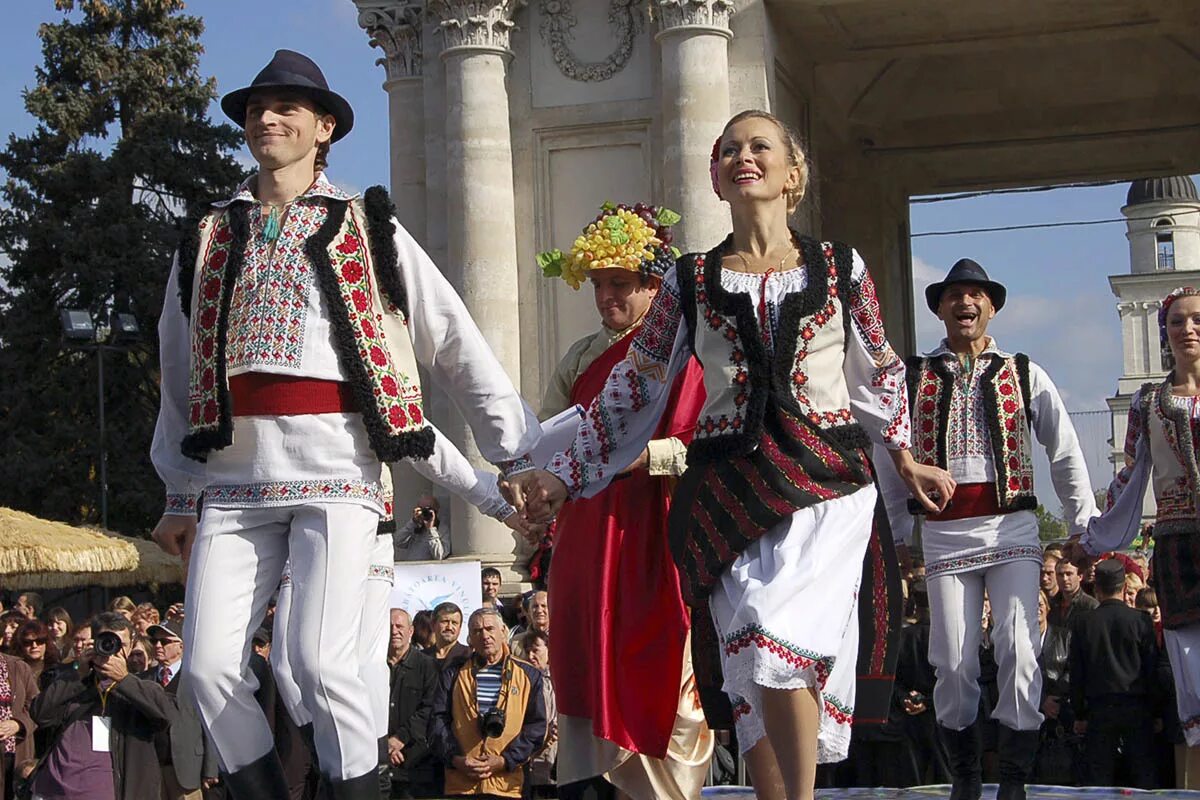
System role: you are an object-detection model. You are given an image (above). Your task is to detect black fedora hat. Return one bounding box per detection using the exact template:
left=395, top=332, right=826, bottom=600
left=925, top=258, right=1007, bottom=313
left=221, top=50, right=354, bottom=143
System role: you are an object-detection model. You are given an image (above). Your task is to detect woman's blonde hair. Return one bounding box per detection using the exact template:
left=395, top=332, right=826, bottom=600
left=108, top=595, right=136, bottom=615
left=721, top=109, right=810, bottom=214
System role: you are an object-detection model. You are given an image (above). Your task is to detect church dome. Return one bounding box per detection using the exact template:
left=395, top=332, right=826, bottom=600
left=1126, top=176, right=1199, bottom=207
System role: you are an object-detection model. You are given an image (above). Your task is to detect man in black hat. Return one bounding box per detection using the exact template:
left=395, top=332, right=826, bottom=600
left=1068, top=558, right=1159, bottom=788
left=150, top=50, right=542, bottom=799
left=876, top=258, right=1098, bottom=800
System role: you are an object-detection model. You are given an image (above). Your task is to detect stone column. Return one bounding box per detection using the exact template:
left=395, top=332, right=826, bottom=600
left=427, top=0, right=525, bottom=578
left=656, top=0, right=734, bottom=253
left=356, top=1, right=434, bottom=520
left=356, top=2, right=427, bottom=242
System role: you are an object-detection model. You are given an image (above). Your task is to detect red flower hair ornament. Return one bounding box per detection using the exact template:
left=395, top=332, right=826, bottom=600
left=710, top=136, right=723, bottom=201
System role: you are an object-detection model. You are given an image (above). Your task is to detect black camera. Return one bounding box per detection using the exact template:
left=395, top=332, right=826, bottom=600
left=418, top=507, right=435, bottom=522
left=94, top=631, right=123, bottom=657
left=480, top=707, right=506, bottom=739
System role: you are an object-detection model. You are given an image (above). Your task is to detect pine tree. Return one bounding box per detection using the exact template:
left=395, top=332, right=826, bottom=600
left=0, top=0, right=246, bottom=532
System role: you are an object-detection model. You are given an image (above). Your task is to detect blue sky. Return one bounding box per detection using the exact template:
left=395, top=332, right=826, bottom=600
left=4, top=2, right=1197, bottom=509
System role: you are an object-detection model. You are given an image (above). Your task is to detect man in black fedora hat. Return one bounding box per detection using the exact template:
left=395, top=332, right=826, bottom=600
left=150, top=49, right=541, bottom=800
left=876, top=258, right=1098, bottom=800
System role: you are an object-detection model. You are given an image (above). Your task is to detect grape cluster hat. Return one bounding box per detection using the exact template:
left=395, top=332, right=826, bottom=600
left=538, top=202, right=681, bottom=290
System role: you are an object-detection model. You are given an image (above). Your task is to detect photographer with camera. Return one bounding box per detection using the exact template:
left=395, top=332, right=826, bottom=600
left=430, top=607, right=546, bottom=798
left=396, top=494, right=447, bottom=562
left=26, top=612, right=176, bottom=800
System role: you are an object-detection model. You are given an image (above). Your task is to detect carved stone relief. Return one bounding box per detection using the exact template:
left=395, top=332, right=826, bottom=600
left=538, top=0, right=646, bottom=83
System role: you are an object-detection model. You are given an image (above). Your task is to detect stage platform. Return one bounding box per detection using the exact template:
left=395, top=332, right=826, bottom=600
left=701, top=787, right=1200, bottom=799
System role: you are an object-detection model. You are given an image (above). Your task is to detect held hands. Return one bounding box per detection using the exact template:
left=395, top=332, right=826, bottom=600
left=0, top=720, right=20, bottom=741
left=499, top=471, right=543, bottom=516
left=500, top=470, right=568, bottom=524
left=525, top=470, right=568, bottom=523
left=152, top=514, right=198, bottom=564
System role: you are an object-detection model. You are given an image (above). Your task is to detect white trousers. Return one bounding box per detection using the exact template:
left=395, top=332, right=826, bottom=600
left=181, top=503, right=379, bottom=779
left=272, top=533, right=394, bottom=739
left=926, top=558, right=1044, bottom=732
left=1165, top=624, right=1200, bottom=746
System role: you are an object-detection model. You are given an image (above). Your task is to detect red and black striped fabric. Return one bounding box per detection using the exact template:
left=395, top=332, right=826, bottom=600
left=668, top=397, right=903, bottom=729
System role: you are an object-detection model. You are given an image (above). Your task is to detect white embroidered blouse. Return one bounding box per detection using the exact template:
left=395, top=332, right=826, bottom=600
left=875, top=338, right=1097, bottom=577
left=547, top=251, right=912, bottom=499
left=152, top=174, right=537, bottom=517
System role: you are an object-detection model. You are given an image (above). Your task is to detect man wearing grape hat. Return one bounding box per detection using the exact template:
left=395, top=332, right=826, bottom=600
left=536, top=203, right=712, bottom=800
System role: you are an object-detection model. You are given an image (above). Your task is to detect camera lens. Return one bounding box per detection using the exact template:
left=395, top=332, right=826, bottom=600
left=94, top=631, right=122, bottom=657
left=480, top=708, right=506, bottom=738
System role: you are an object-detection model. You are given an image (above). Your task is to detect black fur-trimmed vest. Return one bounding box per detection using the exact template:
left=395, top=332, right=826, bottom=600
left=174, top=185, right=435, bottom=463
left=905, top=352, right=1037, bottom=512
left=676, top=233, right=868, bottom=464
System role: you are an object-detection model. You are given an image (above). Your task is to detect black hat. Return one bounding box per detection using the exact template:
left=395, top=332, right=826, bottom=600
left=221, top=50, right=354, bottom=142
left=925, top=258, right=1007, bottom=313
left=251, top=626, right=273, bottom=647
left=1094, top=558, right=1126, bottom=595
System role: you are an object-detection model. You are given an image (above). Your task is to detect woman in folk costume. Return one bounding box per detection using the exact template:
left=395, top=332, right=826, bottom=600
left=524, top=109, right=954, bottom=800
left=537, top=203, right=712, bottom=799
left=1080, top=285, right=1200, bottom=767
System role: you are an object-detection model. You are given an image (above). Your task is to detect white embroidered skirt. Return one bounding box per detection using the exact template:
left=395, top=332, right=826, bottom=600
left=708, top=483, right=876, bottom=762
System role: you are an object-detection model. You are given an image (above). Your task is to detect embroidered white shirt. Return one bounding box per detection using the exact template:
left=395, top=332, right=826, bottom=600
left=875, top=337, right=1097, bottom=575
left=152, top=174, right=538, bottom=515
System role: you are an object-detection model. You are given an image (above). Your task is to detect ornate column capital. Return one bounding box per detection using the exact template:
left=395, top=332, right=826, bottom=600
left=428, top=0, right=526, bottom=57
left=654, top=0, right=734, bottom=40
left=355, top=1, right=425, bottom=80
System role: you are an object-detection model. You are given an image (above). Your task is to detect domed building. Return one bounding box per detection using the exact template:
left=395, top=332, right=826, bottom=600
left=1107, top=175, right=1200, bottom=521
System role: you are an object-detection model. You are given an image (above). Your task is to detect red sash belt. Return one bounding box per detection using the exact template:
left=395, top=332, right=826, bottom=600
left=927, top=482, right=1003, bottom=522
left=229, top=373, right=356, bottom=417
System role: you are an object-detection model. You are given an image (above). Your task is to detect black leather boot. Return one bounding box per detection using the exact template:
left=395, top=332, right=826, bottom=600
left=222, top=750, right=290, bottom=800
left=997, top=726, right=1040, bottom=800
left=939, top=723, right=983, bottom=800
left=328, top=770, right=384, bottom=800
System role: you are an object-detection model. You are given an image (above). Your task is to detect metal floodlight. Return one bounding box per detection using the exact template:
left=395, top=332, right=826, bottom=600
left=60, top=309, right=96, bottom=341
left=109, top=312, right=141, bottom=344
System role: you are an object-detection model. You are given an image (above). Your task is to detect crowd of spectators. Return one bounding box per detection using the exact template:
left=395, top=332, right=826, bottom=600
left=0, top=580, right=556, bottom=800
left=1, top=541, right=1183, bottom=799
left=817, top=541, right=1183, bottom=792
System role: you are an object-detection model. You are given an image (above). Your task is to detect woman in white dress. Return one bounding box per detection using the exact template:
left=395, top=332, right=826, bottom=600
left=1078, top=285, right=1200, bottom=760
left=522, top=110, right=954, bottom=800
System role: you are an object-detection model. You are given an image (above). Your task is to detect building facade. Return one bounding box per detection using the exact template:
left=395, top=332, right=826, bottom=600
left=351, top=0, right=1200, bottom=577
